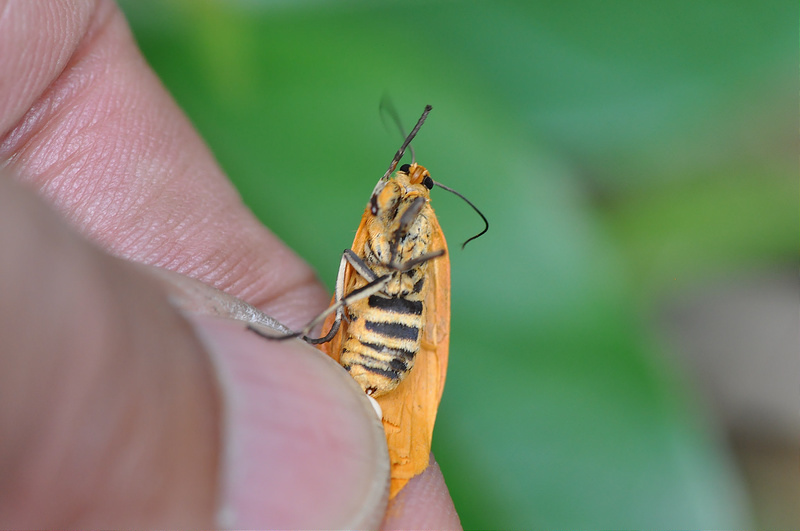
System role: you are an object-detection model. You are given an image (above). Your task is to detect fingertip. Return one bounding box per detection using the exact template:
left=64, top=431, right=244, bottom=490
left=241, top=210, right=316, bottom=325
left=381, top=454, right=462, bottom=531
left=187, top=316, right=390, bottom=529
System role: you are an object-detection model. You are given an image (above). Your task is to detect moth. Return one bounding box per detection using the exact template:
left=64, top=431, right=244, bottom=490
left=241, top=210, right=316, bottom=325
left=254, top=105, right=486, bottom=498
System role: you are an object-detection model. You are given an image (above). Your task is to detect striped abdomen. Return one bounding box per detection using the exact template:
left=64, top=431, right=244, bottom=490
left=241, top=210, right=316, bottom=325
left=340, top=269, right=428, bottom=397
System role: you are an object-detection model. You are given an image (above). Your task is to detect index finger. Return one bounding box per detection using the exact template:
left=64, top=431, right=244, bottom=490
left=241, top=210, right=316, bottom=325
left=0, top=0, right=327, bottom=329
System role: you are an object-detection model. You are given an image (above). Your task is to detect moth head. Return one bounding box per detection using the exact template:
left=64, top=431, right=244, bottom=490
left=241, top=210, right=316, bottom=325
left=399, top=163, right=434, bottom=190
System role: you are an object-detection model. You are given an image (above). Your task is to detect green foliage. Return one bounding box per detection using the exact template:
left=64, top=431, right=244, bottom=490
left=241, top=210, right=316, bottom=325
left=120, top=1, right=795, bottom=527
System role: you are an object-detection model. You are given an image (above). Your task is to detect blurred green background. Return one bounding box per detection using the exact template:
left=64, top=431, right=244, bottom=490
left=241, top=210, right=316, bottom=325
left=119, top=1, right=797, bottom=528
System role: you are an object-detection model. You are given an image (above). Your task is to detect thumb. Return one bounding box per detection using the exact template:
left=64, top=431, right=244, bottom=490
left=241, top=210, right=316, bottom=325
left=0, top=176, right=389, bottom=528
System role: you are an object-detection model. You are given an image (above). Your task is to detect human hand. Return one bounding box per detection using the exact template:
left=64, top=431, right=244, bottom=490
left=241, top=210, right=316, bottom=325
left=0, top=0, right=460, bottom=528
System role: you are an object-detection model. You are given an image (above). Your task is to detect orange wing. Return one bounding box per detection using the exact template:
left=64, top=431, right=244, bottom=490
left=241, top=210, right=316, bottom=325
left=317, top=207, right=450, bottom=499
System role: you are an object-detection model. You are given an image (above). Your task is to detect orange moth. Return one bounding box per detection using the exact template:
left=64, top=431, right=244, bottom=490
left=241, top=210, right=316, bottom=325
left=318, top=134, right=449, bottom=497
left=253, top=105, right=486, bottom=498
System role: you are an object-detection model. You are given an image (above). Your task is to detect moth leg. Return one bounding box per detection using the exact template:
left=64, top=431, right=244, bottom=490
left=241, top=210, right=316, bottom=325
left=389, top=196, right=427, bottom=264
left=247, top=251, right=350, bottom=342
left=248, top=248, right=387, bottom=344
left=299, top=250, right=350, bottom=343
left=302, top=248, right=394, bottom=343
left=386, top=196, right=446, bottom=271
left=342, top=248, right=378, bottom=281
left=298, top=249, right=375, bottom=341
left=303, top=275, right=391, bottom=343
left=396, top=249, right=446, bottom=272
left=248, top=251, right=349, bottom=342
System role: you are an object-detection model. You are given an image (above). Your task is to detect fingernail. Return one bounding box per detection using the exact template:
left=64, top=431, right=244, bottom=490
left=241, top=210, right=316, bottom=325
left=188, top=315, right=389, bottom=529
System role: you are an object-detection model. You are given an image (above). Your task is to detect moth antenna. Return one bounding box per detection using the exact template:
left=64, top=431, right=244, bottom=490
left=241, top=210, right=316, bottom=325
left=382, top=104, right=432, bottom=180
left=432, top=180, right=489, bottom=249
left=379, top=95, right=407, bottom=137
left=379, top=96, right=416, bottom=163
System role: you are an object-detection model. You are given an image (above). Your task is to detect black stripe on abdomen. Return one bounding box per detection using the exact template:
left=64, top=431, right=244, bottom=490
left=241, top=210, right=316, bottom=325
left=360, top=363, right=402, bottom=380
left=360, top=341, right=417, bottom=361
left=365, top=320, right=420, bottom=341
left=367, top=295, right=423, bottom=315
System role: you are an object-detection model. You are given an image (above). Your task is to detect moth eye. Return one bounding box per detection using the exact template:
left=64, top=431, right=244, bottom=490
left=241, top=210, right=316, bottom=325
left=399, top=163, right=411, bottom=173
left=422, top=176, right=434, bottom=190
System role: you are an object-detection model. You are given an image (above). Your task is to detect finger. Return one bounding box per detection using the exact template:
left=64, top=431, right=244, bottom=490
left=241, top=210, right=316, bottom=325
left=0, top=176, right=220, bottom=527
left=381, top=454, right=462, bottom=531
left=0, top=0, right=327, bottom=328
left=191, top=317, right=389, bottom=529
left=0, top=177, right=389, bottom=528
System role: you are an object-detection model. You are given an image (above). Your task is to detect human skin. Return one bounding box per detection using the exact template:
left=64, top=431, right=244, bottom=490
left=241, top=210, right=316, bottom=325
left=0, top=0, right=461, bottom=528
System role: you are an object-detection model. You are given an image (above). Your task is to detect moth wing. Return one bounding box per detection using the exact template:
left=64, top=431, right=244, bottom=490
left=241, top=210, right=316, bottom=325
left=375, top=213, right=450, bottom=498
left=424, top=216, right=451, bottom=404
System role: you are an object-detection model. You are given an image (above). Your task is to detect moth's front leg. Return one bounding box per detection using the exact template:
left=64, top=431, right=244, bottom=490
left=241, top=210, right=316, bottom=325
left=301, top=249, right=387, bottom=344
left=247, top=249, right=390, bottom=344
